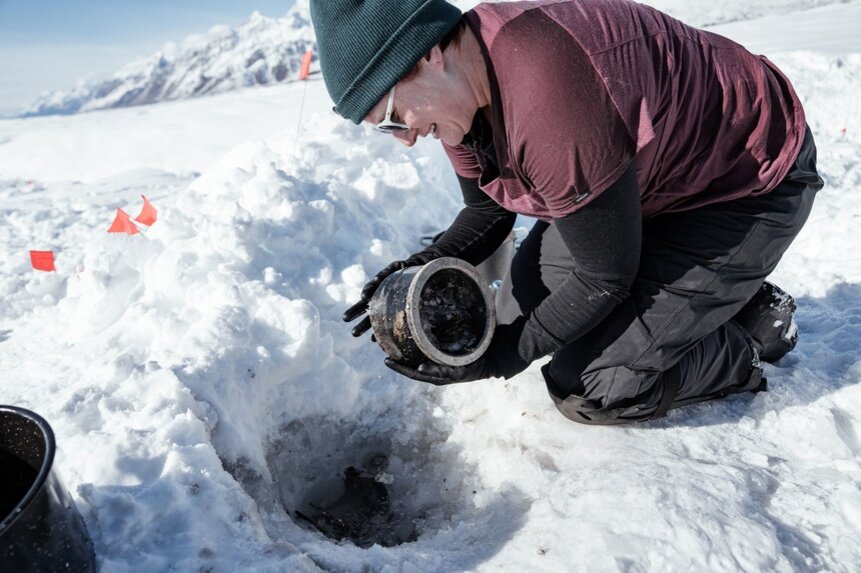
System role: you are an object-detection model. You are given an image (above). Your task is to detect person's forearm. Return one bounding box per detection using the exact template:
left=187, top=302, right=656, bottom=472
left=410, top=174, right=515, bottom=266
left=515, top=269, right=633, bottom=363
left=510, top=164, right=642, bottom=365
left=419, top=205, right=515, bottom=266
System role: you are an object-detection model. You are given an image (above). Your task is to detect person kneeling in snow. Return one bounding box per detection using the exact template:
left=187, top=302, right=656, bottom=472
left=311, top=0, right=824, bottom=424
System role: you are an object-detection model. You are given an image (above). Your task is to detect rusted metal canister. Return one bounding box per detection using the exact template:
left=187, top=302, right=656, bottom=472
left=368, top=257, right=496, bottom=367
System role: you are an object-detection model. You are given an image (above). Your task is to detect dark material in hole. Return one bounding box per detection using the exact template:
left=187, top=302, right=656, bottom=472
left=0, top=449, right=37, bottom=521
left=419, top=268, right=487, bottom=356
left=295, top=457, right=417, bottom=548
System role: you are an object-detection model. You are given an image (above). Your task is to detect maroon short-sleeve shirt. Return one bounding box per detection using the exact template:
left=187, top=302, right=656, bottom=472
left=443, top=0, right=806, bottom=220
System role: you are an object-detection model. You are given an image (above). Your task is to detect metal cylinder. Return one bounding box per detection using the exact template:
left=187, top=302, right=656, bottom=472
left=368, top=257, right=496, bottom=367
left=0, top=406, right=96, bottom=572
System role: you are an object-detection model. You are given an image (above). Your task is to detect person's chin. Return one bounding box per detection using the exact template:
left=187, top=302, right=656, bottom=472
left=441, top=131, right=464, bottom=146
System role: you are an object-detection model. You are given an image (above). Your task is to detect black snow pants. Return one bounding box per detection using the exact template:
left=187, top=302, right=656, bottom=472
left=496, top=127, right=823, bottom=424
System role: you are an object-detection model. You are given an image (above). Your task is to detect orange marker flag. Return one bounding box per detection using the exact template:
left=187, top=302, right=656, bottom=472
left=107, top=208, right=139, bottom=235
left=30, top=250, right=56, bottom=272
left=298, top=49, right=313, bottom=81
left=134, top=195, right=158, bottom=226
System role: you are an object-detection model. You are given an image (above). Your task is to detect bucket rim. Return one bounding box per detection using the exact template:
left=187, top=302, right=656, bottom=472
left=0, top=405, right=56, bottom=535
left=404, top=257, right=496, bottom=366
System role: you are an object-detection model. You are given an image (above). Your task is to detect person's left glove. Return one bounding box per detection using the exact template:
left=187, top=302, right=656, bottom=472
left=384, top=318, right=531, bottom=385
left=343, top=251, right=439, bottom=338
left=343, top=259, right=410, bottom=338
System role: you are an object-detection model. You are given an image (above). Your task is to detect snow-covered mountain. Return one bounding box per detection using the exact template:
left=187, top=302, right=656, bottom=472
left=22, top=3, right=316, bottom=117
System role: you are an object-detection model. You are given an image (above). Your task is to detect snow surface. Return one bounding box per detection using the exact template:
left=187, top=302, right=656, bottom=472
left=1, top=1, right=860, bottom=571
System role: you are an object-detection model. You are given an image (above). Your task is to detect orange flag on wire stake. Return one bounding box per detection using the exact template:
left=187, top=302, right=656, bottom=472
left=30, top=250, right=56, bottom=272
left=108, top=208, right=139, bottom=235
left=298, top=49, right=313, bottom=80
left=134, top=195, right=158, bottom=226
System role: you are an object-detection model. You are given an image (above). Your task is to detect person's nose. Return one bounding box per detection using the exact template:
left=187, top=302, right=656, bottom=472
left=393, top=128, right=418, bottom=147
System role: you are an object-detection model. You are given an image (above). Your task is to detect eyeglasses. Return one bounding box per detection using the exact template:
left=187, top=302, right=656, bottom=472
left=373, top=85, right=409, bottom=133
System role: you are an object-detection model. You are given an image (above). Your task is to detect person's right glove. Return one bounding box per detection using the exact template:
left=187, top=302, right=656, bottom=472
left=342, top=253, right=438, bottom=337
left=383, top=317, right=531, bottom=384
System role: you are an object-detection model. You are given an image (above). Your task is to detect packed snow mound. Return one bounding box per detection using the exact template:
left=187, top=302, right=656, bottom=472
left=22, top=2, right=316, bottom=117
left=2, top=114, right=530, bottom=568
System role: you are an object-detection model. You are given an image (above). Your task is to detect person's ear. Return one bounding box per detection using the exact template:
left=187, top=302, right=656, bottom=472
left=425, top=44, right=445, bottom=69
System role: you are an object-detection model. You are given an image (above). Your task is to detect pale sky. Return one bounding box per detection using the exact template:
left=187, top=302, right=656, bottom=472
left=0, top=1, right=296, bottom=116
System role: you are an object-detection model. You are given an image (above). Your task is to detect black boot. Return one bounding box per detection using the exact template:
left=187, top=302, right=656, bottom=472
left=732, top=282, right=798, bottom=363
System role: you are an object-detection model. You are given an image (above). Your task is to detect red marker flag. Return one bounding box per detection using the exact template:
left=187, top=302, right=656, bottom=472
left=107, top=208, right=139, bottom=235
left=298, top=49, right=313, bottom=81
left=134, top=195, right=158, bottom=226
left=30, top=250, right=56, bottom=272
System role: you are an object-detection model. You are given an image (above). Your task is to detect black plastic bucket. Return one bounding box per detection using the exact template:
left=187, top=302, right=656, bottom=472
left=0, top=406, right=95, bottom=572
left=368, top=257, right=496, bottom=367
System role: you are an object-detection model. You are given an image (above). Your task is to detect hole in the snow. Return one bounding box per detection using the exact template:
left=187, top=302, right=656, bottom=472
left=224, top=412, right=532, bottom=567
left=294, top=455, right=416, bottom=547
left=230, top=416, right=467, bottom=549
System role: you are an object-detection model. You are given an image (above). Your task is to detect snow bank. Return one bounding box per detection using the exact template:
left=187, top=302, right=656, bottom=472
left=1, top=113, right=532, bottom=570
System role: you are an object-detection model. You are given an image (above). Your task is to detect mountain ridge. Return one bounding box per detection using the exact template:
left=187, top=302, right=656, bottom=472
left=22, top=2, right=315, bottom=118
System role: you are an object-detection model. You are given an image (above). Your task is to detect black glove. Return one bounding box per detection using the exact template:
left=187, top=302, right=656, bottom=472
left=384, top=318, right=531, bottom=385
left=343, top=253, right=438, bottom=337
left=384, top=355, right=492, bottom=385
left=342, top=260, right=407, bottom=337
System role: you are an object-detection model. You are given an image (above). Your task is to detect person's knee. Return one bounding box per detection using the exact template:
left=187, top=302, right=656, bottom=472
left=544, top=359, right=657, bottom=425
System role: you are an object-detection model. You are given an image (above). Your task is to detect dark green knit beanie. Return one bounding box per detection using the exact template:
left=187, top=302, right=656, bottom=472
left=310, top=0, right=463, bottom=124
